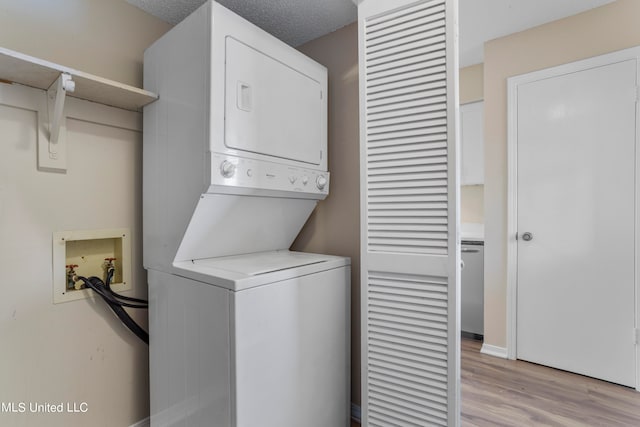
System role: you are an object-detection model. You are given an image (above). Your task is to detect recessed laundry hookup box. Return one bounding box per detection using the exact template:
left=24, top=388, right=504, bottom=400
left=52, top=228, right=131, bottom=304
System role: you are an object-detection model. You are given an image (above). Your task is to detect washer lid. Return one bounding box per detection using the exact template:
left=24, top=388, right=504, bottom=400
left=193, top=250, right=328, bottom=276
left=173, top=250, right=350, bottom=291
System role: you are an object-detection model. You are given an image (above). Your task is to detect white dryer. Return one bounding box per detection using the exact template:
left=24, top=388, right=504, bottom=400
left=143, top=1, right=350, bottom=426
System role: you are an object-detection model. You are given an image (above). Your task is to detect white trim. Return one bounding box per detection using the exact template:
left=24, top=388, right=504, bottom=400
left=480, top=343, right=508, bottom=359
left=351, top=403, right=361, bottom=423
left=356, top=4, right=368, bottom=425
left=0, top=82, right=141, bottom=132
left=445, top=2, right=461, bottom=426
left=506, top=46, right=640, bottom=385
left=506, top=76, right=519, bottom=361
left=129, top=417, right=150, bottom=427
left=635, top=56, right=640, bottom=394
left=66, top=96, right=142, bottom=132
left=0, top=46, right=157, bottom=111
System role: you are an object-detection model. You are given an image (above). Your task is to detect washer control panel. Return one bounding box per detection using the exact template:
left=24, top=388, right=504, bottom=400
left=211, top=154, right=330, bottom=197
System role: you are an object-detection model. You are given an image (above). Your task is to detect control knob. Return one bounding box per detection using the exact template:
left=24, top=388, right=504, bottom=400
left=220, top=160, right=236, bottom=178
left=316, top=175, right=328, bottom=190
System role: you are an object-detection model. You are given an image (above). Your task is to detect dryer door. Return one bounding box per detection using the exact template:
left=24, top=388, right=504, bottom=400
left=224, top=37, right=324, bottom=166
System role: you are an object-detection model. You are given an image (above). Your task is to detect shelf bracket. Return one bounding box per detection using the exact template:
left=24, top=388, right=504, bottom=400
left=38, top=73, right=75, bottom=172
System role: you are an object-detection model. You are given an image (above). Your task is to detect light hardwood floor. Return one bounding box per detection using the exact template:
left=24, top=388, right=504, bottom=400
left=461, top=338, right=640, bottom=426
left=352, top=338, right=640, bottom=426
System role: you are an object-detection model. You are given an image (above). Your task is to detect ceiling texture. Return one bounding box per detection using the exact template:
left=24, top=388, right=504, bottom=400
left=127, top=0, right=617, bottom=66
left=127, top=0, right=357, bottom=47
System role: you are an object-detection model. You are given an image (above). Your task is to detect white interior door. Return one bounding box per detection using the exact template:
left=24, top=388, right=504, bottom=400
left=357, top=0, right=459, bottom=425
left=515, top=57, right=637, bottom=387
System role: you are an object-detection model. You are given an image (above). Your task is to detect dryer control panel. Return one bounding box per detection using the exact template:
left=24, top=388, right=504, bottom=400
left=208, top=154, right=329, bottom=199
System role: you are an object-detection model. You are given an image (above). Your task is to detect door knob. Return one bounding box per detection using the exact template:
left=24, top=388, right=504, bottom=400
left=522, top=232, right=533, bottom=241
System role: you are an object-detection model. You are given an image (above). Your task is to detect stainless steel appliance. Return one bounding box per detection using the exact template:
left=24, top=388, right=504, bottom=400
left=461, top=240, right=484, bottom=337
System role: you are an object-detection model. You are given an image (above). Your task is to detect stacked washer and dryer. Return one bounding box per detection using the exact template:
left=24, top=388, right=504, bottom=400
left=143, top=2, right=350, bottom=426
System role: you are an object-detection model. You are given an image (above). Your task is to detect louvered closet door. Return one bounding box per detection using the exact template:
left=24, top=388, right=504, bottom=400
left=357, top=0, right=459, bottom=426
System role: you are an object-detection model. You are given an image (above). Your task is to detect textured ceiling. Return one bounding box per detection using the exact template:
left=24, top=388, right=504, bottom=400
left=126, top=0, right=357, bottom=47
left=128, top=0, right=617, bottom=62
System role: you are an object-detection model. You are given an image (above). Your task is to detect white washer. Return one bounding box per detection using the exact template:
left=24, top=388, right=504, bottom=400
left=149, top=250, right=350, bottom=426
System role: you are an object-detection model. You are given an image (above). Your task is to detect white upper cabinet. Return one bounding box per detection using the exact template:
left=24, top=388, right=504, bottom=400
left=460, top=101, right=484, bottom=185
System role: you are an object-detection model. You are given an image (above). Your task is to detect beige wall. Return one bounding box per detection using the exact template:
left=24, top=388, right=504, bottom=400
left=0, top=2, right=169, bottom=426
left=292, top=22, right=362, bottom=406
left=461, top=185, right=484, bottom=224
left=0, top=86, right=148, bottom=427
left=460, top=64, right=485, bottom=224
left=460, top=63, right=484, bottom=104
left=0, top=0, right=171, bottom=87
left=483, top=0, right=640, bottom=348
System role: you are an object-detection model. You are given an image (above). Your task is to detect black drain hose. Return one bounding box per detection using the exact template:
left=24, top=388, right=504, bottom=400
left=77, top=275, right=149, bottom=345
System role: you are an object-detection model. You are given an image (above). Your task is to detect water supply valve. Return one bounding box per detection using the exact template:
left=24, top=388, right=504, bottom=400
left=104, top=257, right=117, bottom=283
left=65, top=264, right=79, bottom=290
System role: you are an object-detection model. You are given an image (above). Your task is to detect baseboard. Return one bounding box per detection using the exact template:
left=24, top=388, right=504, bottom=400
left=351, top=402, right=361, bottom=423
left=129, top=417, right=150, bottom=427
left=481, top=343, right=508, bottom=359
left=132, top=406, right=361, bottom=425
